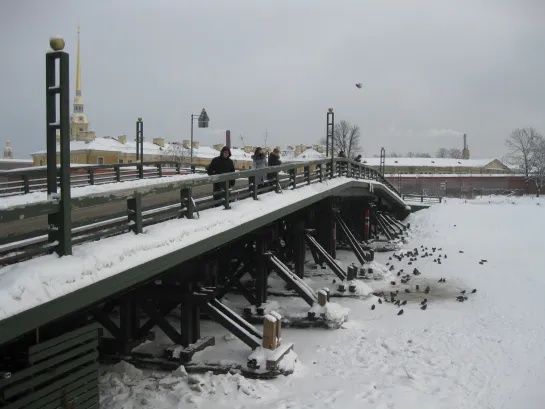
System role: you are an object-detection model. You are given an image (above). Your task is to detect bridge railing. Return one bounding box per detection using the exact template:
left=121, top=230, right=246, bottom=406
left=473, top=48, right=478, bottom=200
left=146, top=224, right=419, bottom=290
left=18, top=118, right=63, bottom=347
left=0, top=158, right=400, bottom=266
left=402, top=194, right=443, bottom=204
left=0, top=161, right=207, bottom=197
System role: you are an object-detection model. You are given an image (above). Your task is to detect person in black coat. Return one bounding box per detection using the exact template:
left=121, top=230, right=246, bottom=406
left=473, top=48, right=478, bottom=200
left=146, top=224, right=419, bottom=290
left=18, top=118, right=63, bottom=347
left=207, top=146, right=236, bottom=204
left=267, top=148, right=281, bottom=183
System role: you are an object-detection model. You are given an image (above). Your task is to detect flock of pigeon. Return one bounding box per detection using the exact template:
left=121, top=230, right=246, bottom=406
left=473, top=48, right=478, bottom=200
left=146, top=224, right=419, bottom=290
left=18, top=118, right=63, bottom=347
left=369, top=244, right=479, bottom=316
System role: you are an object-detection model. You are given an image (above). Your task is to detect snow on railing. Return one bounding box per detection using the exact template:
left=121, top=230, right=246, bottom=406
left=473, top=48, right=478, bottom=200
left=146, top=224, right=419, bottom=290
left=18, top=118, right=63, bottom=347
left=0, top=158, right=402, bottom=267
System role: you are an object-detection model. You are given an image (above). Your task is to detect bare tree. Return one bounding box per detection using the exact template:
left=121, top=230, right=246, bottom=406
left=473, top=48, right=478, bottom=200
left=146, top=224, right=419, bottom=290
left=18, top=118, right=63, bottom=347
left=448, top=148, right=463, bottom=159
left=436, top=148, right=449, bottom=158
left=529, top=136, right=545, bottom=197
left=505, top=127, right=541, bottom=178
left=332, top=120, right=361, bottom=158
left=166, top=142, right=188, bottom=165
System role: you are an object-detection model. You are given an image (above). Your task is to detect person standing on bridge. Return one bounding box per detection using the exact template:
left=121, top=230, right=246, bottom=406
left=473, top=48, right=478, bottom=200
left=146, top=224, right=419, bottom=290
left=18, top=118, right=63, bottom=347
left=252, top=147, right=268, bottom=189
left=207, top=146, right=236, bottom=205
left=267, top=148, right=281, bottom=183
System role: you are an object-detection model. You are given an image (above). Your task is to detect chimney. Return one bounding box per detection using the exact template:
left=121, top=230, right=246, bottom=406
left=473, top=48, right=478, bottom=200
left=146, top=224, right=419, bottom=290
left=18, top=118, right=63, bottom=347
left=153, top=137, right=165, bottom=147
left=226, top=130, right=231, bottom=149
left=462, top=133, right=470, bottom=160
left=118, top=135, right=127, bottom=144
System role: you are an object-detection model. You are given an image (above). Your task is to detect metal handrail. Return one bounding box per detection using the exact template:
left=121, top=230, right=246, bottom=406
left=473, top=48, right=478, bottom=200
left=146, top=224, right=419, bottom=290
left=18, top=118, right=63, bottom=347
left=0, top=161, right=208, bottom=197
left=0, top=158, right=403, bottom=266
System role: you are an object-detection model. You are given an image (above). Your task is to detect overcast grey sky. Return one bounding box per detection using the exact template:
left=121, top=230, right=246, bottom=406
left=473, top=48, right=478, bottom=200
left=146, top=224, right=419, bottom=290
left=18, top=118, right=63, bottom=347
left=1, top=0, right=544, bottom=160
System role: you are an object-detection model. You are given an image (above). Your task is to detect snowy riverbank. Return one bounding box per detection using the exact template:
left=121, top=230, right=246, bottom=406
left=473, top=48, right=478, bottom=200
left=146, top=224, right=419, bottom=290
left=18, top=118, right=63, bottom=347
left=99, top=195, right=545, bottom=409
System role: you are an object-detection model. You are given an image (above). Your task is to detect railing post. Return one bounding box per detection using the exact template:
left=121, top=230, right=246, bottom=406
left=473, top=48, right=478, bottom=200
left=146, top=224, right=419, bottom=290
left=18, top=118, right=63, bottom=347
left=223, top=180, right=231, bottom=209
left=127, top=194, right=143, bottom=234
left=317, top=164, right=323, bottom=183
left=327, top=162, right=333, bottom=179
left=181, top=187, right=193, bottom=219
left=274, top=172, right=281, bottom=193
left=304, top=166, right=311, bottom=185
left=249, top=176, right=258, bottom=200
left=21, top=174, right=30, bottom=194
left=289, top=169, right=297, bottom=189
left=157, top=163, right=163, bottom=178
left=114, top=165, right=121, bottom=182
left=46, top=39, right=72, bottom=257
left=88, top=169, right=95, bottom=185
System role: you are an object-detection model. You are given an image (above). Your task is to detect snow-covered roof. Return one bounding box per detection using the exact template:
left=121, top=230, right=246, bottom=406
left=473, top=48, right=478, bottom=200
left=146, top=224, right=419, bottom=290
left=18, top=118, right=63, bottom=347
left=0, top=158, right=33, bottom=163
left=294, top=148, right=326, bottom=161
left=31, top=136, right=253, bottom=161
left=360, top=157, right=506, bottom=169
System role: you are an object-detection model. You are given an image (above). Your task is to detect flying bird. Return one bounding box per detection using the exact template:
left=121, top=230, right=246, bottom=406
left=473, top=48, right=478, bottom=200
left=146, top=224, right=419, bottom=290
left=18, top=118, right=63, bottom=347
left=355, top=83, right=363, bottom=89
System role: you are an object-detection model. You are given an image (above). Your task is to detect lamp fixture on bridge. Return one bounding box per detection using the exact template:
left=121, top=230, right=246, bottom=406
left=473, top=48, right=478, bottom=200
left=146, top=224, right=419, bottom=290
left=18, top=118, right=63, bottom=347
left=191, top=108, right=210, bottom=165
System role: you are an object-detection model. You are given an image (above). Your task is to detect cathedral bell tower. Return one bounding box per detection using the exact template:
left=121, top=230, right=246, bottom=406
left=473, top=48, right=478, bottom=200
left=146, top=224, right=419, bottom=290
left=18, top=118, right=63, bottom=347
left=70, top=26, right=89, bottom=141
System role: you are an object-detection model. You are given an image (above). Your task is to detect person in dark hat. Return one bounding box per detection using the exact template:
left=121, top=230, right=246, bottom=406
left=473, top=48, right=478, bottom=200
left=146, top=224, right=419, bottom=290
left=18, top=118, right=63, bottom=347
left=267, top=148, right=282, bottom=184
left=207, top=146, right=236, bottom=204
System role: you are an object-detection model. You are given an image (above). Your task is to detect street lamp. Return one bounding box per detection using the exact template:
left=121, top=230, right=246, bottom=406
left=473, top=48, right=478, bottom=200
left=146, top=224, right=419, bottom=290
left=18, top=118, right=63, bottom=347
left=190, top=108, right=210, bottom=165
left=326, top=108, right=334, bottom=157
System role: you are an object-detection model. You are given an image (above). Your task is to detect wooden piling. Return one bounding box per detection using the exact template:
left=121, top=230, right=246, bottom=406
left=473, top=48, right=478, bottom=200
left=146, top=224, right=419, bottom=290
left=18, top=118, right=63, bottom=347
left=263, top=315, right=278, bottom=350
left=318, top=289, right=328, bottom=307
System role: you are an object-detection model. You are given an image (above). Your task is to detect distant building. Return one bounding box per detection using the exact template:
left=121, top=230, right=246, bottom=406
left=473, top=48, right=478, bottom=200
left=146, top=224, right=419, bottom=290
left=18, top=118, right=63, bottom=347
left=3, top=140, right=13, bottom=159
left=30, top=136, right=255, bottom=169
left=0, top=140, right=34, bottom=176
left=360, top=157, right=510, bottom=175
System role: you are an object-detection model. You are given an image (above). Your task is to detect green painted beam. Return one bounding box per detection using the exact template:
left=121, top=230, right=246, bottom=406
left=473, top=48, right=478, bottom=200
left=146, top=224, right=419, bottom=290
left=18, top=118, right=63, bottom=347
left=0, top=201, right=60, bottom=223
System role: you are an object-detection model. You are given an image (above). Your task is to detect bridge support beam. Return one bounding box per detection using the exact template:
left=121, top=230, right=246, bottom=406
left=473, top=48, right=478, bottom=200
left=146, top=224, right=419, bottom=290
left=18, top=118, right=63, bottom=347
left=315, top=198, right=336, bottom=260
left=254, top=236, right=268, bottom=307
left=293, top=219, right=306, bottom=278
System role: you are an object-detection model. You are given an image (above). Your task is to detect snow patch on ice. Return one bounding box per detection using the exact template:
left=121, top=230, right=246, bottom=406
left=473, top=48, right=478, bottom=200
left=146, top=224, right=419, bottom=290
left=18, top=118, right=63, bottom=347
left=309, top=301, right=350, bottom=326
left=100, top=361, right=278, bottom=408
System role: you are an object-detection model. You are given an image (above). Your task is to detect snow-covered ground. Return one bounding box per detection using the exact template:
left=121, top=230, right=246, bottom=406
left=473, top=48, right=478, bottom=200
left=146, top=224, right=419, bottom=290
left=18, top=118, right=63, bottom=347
left=100, top=195, right=545, bottom=409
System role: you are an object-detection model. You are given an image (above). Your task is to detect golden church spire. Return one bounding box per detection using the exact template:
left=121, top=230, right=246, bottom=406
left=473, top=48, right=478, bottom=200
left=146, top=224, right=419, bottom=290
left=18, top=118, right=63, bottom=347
left=73, top=25, right=84, bottom=115
left=70, top=24, right=89, bottom=141
left=76, top=25, right=81, bottom=96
